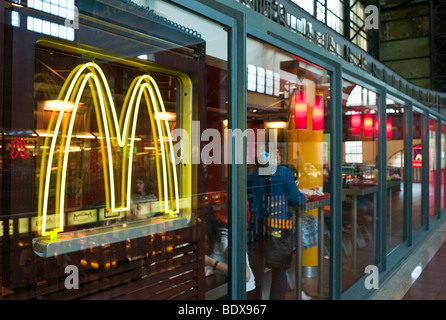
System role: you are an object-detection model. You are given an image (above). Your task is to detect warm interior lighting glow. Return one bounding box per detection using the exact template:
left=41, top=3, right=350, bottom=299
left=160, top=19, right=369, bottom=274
left=265, top=121, right=287, bottom=129
left=41, top=99, right=80, bottom=112
left=386, top=118, right=393, bottom=139
left=155, top=111, right=176, bottom=121
left=74, top=133, right=96, bottom=139
left=374, top=119, right=379, bottom=137
left=351, top=113, right=361, bottom=136
left=312, top=94, right=324, bottom=131
left=363, top=113, right=373, bottom=137
left=294, top=89, right=307, bottom=130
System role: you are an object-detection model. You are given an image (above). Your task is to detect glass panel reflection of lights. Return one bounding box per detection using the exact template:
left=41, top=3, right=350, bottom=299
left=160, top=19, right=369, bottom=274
left=412, top=110, right=425, bottom=232
left=441, top=123, right=446, bottom=211
left=26, top=0, right=76, bottom=41
left=27, top=16, right=75, bottom=41
left=247, top=37, right=332, bottom=300
left=11, top=11, right=20, bottom=27
left=342, top=79, right=379, bottom=292
left=28, top=0, right=76, bottom=20
left=429, top=118, right=438, bottom=219
left=411, top=264, right=422, bottom=283
left=386, top=97, right=405, bottom=253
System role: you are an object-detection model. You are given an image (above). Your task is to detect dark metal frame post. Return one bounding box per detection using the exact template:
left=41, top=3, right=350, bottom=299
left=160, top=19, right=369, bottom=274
left=169, top=0, right=247, bottom=299
left=404, top=102, right=413, bottom=245
left=295, top=207, right=303, bottom=300
left=330, top=63, right=343, bottom=300
left=377, top=88, right=387, bottom=270
left=436, top=117, right=442, bottom=220
left=227, top=9, right=247, bottom=300
left=422, top=110, right=430, bottom=230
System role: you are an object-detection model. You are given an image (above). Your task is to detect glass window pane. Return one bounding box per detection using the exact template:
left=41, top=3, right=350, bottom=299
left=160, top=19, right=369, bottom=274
left=412, top=110, right=425, bottom=232
left=386, top=97, right=405, bottom=252
left=247, top=37, right=331, bottom=300
left=342, top=80, right=379, bottom=291
left=441, top=123, right=446, bottom=211
left=429, top=118, right=438, bottom=219
left=2, top=0, right=230, bottom=300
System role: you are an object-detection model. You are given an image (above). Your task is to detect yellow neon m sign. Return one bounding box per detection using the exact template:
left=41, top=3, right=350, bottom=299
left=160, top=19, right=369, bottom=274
left=38, top=61, right=190, bottom=240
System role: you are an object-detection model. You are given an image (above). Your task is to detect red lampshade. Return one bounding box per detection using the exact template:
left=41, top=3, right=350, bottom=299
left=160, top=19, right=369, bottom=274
left=363, top=113, right=373, bottom=137
left=351, top=113, right=361, bottom=136
left=386, top=118, right=393, bottom=139
left=294, top=89, right=307, bottom=130
left=374, top=119, right=379, bottom=137
left=312, top=95, right=324, bottom=131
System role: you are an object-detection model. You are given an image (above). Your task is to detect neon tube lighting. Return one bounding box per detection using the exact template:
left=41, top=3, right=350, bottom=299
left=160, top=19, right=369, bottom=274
left=39, top=62, right=180, bottom=239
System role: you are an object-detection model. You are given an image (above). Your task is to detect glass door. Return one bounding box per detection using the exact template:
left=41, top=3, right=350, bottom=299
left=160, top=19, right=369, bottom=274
left=385, top=97, right=406, bottom=253
left=341, top=80, right=379, bottom=291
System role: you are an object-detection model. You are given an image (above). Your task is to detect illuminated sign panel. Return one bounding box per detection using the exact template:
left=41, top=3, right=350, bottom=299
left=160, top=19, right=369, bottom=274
left=413, top=144, right=422, bottom=168
left=37, top=57, right=192, bottom=240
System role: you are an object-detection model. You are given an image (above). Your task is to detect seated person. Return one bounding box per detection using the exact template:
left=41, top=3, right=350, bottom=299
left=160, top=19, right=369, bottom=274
left=130, top=175, right=158, bottom=218
left=204, top=206, right=256, bottom=296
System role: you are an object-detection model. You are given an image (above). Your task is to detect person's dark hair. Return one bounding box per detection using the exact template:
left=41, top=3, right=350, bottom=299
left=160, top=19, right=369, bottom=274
left=206, top=204, right=227, bottom=255
left=135, top=175, right=149, bottom=194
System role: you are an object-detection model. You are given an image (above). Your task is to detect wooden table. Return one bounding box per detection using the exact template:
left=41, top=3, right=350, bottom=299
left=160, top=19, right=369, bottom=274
left=205, top=271, right=227, bottom=300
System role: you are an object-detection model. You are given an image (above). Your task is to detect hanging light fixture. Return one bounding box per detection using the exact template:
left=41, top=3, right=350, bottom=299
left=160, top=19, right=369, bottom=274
left=374, top=118, right=379, bottom=137
left=351, top=112, right=361, bottom=136
left=294, top=88, right=307, bottom=130
left=363, top=113, right=373, bottom=137
left=312, top=92, right=324, bottom=131
left=386, top=117, right=393, bottom=139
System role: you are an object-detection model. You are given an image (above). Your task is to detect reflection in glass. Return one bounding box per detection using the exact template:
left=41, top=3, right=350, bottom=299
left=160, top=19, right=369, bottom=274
left=429, top=118, right=438, bottom=219
left=341, top=80, right=379, bottom=291
left=386, top=98, right=405, bottom=252
left=246, top=37, right=331, bottom=300
left=412, top=110, right=425, bottom=232
left=442, top=123, right=446, bottom=212
left=34, top=47, right=190, bottom=233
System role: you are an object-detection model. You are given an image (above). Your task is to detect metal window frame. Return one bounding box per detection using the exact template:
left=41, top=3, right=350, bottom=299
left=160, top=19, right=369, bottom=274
left=169, top=0, right=248, bottom=300
left=174, top=0, right=446, bottom=301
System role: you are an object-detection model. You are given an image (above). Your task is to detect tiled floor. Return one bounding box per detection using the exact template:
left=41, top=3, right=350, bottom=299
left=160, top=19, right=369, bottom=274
left=371, top=217, right=446, bottom=300
left=402, top=241, right=446, bottom=300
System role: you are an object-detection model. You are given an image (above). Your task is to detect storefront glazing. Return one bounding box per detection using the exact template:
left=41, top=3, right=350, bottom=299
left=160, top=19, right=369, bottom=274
left=1, top=0, right=446, bottom=300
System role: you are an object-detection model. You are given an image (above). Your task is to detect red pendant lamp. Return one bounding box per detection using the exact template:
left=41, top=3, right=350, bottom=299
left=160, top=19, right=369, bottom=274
left=363, top=113, right=373, bottom=137
left=374, top=119, right=379, bottom=137
left=312, top=94, right=324, bottom=131
left=294, top=89, right=308, bottom=130
left=386, top=118, right=393, bottom=139
left=351, top=112, right=361, bottom=136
